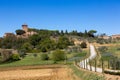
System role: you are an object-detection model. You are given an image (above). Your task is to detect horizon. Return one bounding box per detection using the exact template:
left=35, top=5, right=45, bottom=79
left=0, top=0, right=120, bottom=37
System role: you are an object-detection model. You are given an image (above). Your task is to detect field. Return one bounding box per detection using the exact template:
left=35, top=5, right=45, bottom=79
left=0, top=65, right=79, bottom=80
left=0, top=49, right=88, bottom=67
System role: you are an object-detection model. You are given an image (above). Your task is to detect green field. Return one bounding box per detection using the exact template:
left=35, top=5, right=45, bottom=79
left=107, top=45, right=120, bottom=58
left=0, top=53, right=54, bottom=67
left=0, top=50, right=87, bottom=67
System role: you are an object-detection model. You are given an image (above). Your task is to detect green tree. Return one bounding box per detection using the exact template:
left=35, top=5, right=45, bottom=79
left=10, top=53, right=20, bottom=61
left=88, top=30, right=97, bottom=37
left=60, top=30, right=64, bottom=35
left=80, top=42, right=87, bottom=48
left=37, top=38, right=56, bottom=52
left=29, top=34, right=42, bottom=48
left=15, top=29, right=25, bottom=35
left=40, top=53, right=49, bottom=60
left=51, top=50, right=66, bottom=61
left=21, top=42, right=33, bottom=52
left=57, top=36, right=71, bottom=49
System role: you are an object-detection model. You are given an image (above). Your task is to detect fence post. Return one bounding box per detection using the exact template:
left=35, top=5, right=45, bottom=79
left=84, top=59, right=85, bottom=69
left=89, top=59, right=92, bottom=71
left=95, top=59, right=97, bottom=72
left=86, top=59, right=88, bottom=70
left=108, top=60, right=110, bottom=69
left=101, top=59, right=104, bottom=73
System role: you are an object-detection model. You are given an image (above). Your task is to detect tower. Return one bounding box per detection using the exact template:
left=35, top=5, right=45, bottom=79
left=22, top=24, right=28, bottom=32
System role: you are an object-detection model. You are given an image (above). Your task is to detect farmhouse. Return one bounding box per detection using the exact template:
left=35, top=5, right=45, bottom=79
left=111, top=34, right=120, bottom=39
left=98, top=35, right=110, bottom=39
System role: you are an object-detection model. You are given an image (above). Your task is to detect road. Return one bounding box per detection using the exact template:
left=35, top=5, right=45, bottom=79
left=79, top=44, right=120, bottom=73
left=79, top=44, right=102, bottom=73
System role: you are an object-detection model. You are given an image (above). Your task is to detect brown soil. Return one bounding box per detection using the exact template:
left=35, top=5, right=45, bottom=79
left=0, top=65, right=80, bottom=80
left=104, top=74, right=120, bottom=80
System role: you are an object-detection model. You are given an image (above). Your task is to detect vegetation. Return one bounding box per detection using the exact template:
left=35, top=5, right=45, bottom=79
left=10, top=53, right=20, bottom=61
left=40, top=53, right=49, bottom=60
left=69, top=64, right=105, bottom=80
left=15, top=29, right=26, bottom=35
left=97, top=44, right=120, bottom=70
left=80, top=42, right=87, bottom=48
left=51, top=50, right=66, bottom=61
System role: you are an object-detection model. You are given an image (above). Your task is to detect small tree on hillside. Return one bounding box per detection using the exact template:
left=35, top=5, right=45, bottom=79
left=51, top=50, right=66, bottom=61
left=40, top=54, right=49, bottom=60
left=15, top=29, right=25, bottom=35
left=80, top=42, right=87, bottom=48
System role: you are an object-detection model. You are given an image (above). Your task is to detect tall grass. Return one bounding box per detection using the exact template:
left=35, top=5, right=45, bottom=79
left=69, top=64, right=105, bottom=80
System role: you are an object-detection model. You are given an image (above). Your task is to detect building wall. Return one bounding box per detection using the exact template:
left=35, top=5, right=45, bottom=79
left=112, top=35, right=120, bottom=39
left=22, top=24, right=28, bottom=32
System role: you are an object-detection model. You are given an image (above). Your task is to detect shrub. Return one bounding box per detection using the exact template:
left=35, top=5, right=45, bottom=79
left=98, top=46, right=108, bottom=53
left=10, top=53, right=20, bottom=61
left=40, top=53, right=49, bottom=60
left=104, top=70, right=120, bottom=75
left=33, top=53, right=37, bottom=57
left=80, top=42, right=87, bottom=48
left=51, top=50, right=66, bottom=61
left=18, top=49, right=26, bottom=58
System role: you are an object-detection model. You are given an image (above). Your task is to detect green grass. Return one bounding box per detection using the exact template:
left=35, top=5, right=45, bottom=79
left=107, top=45, right=120, bottom=58
left=0, top=49, right=88, bottom=68
left=69, top=64, right=105, bottom=80
left=96, top=44, right=120, bottom=68
left=0, top=53, right=54, bottom=67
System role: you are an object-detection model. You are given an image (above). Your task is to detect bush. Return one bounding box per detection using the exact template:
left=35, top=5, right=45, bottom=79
left=51, top=50, right=66, bottom=61
left=80, top=42, right=87, bottom=48
left=33, top=53, right=37, bottom=57
left=104, top=70, right=120, bottom=75
left=40, top=53, right=49, bottom=60
left=10, top=53, right=20, bottom=61
left=98, top=46, right=108, bottom=53
left=18, top=49, right=26, bottom=58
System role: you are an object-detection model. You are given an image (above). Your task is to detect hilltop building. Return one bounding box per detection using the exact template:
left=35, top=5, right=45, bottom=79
left=20, top=24, right=37, bottom=38
left=3, top=24, right=38, bottom=38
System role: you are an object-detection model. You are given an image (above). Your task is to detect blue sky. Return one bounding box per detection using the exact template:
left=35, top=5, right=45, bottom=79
left=0, top=0, right=120, bottom=37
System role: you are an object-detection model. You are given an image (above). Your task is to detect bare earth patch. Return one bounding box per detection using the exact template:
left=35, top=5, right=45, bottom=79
left=105, top=74, right=120, bottom=80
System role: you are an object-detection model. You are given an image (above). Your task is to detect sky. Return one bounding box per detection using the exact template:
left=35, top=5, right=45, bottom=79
left=0, top=0, right=120, bottom=37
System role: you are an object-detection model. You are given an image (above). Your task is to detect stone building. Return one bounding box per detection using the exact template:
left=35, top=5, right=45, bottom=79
left=111, top=34, right=120, bottom=39
left=98, top=35, right=110, bottom=39
left=16, top=24, right=37, bottom=38
left=3, top=33, right=15, bottom=38
left=21, top=24, right=37, bottom=37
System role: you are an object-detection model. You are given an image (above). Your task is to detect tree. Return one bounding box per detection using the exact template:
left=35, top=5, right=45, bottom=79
left=80, top=42, right=87, bottom=48
left=60, top=30, right=64, bottom=35
left=37, top=38, right=56, bottom=52
left=21, top=42, right=33, bottom=52
left=65, top=30, right=68, bottom=34
left=57, top=36, right=71, bottom=49
left=40, top=53, right=49, bottom=60
left=51, top=50, right=66, bottom=61
left=15, top=29, right=25, bottom=35
left=29, top=34, right=42, bottom=48
left=10, top=53, right=20, bottom=61
left=88, top=30, right=97, bottom=37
